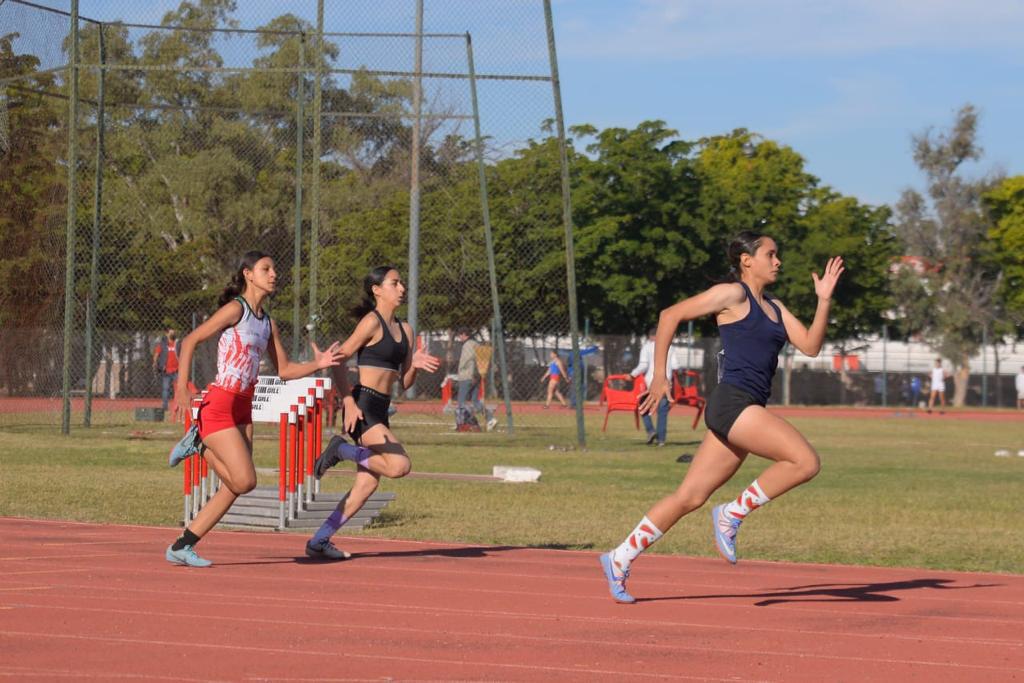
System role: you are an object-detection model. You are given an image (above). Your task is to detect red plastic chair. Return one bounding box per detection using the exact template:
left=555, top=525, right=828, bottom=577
left=601, top=374, right=646, bottom=432
left=672, top=369, right=706, bottom=430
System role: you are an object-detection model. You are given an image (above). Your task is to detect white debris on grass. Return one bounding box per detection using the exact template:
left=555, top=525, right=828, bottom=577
left=493, top=466, right=541, bottom=483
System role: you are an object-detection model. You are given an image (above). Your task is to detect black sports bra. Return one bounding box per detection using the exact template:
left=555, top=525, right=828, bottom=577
left=356, top=310, right=409, bottom=372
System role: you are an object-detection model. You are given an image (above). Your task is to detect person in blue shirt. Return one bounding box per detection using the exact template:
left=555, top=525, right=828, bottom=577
left=540, top=350, right=568, bottom=408
left=563, top=345, right=599, bottom=408
left=598, top=231, right=844, bottom=604
left=909, top=375, right=922, bottom=407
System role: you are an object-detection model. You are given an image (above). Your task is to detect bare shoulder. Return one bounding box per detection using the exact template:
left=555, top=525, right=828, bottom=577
left=708, top=282, right=746, bottom=307
left=767, top=293, right=791, bottom=312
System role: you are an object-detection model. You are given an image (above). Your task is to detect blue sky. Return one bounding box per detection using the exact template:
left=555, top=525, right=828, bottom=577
left=27, top=0, right=1024, bottom=208
left=553, top=0, right=1024, bottom=206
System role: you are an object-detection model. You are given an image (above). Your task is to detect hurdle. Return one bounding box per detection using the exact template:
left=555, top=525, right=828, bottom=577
left=181, top=376, right=333, bottom=529
left=179, top=375, right=395, bottom=530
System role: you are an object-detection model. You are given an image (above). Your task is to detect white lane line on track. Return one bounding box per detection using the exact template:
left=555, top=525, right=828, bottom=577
left=8, top=590, right=1022, bottom=650
left=0, top=631, right=712, bottom=681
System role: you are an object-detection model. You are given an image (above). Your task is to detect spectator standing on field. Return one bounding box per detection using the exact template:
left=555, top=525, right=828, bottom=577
left=1015, top=366, right=1024, bottom=410
left=630, top=327, right=680, bottom=446
left=910, top=375, right=922, bottom=407
left=927, top=358, right=947, bottom=413
left=152, top=328, right=180, bottom=413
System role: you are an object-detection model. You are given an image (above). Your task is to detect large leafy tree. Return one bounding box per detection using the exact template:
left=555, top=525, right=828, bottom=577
left=571, top=121, right=698, bottom=333
left=0, top=33, right=67, bottom=394
left=891, top=104, right=1001, bottom=405
left=983, top=175, right=1024, bottom=326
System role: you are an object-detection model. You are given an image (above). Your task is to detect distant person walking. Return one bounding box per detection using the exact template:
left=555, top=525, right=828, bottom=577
left=152, top=328, right=180, bottom=413
left=455, top=330, right=496, bottom=431
left=927, top=359, right=947, bottom=413
left=598, top=231, right=844, bottom=604
left=541, top=350, right=568, bottom=408
left=1016, top=366, right=1024, bottom=410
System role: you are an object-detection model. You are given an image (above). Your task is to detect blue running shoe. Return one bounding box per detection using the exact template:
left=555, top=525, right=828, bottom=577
left=169, top=424, right=202, bottom=468
left=165, top=544, right=212, bottom=568
left=599, top=552, right=635, bottom=604
left=711, top=504, right=741, bottom=564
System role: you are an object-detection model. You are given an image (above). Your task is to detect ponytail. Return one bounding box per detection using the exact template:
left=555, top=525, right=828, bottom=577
left=218, top=250, right=269, bottom=307
left=350, top=265, right=396, bottom=320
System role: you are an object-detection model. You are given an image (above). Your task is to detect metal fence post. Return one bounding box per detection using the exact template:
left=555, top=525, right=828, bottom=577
left=465, top=32, right=514, bottom=434
left=292, top=32, right=306, bottom=359
left=543, top=0, right=585, bottom=447
left=61, top=0, right=80, bottom=435
left=84, top=23, right=105, bottom=427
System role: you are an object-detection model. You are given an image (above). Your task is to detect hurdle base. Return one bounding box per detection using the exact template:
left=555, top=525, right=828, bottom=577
left=211, top=486, right=396, bottom=531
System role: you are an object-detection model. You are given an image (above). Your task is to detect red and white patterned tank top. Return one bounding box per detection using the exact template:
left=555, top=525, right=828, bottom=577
left=212, top=297, right=271, bottom=394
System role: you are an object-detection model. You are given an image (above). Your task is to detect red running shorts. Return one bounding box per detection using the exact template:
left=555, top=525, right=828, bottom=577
left=197, top=385, right=253, bottom=440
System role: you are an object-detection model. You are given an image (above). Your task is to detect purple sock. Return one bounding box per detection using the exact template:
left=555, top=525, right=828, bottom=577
left=337, top=442, right=372, bottom=467
left=312, top=506, right=349, bottom=545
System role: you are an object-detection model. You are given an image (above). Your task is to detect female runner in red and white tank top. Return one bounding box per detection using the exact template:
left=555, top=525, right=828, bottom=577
left=165, top=251, right=344, bottom=567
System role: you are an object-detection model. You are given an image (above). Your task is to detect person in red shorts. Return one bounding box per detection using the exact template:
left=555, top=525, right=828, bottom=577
left=165, top=250, right=344, bottom=567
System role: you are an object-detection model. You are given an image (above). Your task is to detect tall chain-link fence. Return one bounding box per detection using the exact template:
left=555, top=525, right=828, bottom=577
left=1, top=0, right=599, bottom=440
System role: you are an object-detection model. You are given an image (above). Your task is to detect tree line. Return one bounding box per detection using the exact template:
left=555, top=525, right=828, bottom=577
left=0, top=1, right=1021, bottom=404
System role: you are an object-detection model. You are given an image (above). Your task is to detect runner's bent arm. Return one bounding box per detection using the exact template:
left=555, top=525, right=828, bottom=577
left=264, top=319, right=344, bottom=381
left=400, top=322, right=440, bottom=390
left=174, top=301, right=244, bottom=415
left=640, top=283, right=745, bottom=413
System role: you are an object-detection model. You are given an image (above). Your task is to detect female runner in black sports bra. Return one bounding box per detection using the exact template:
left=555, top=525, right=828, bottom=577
left=598, top=231, right=844, bottom=603
left=305, top=265, right=440, bottom=560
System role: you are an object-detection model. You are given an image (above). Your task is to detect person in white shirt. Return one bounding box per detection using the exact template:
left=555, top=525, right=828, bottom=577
left=927, top=358, right=947, bottom=413
left=1015, top=366, right=1024, bottom=410
left=630, top=327, right=680, bottom=446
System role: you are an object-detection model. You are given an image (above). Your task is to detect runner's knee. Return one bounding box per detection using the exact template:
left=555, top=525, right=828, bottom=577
left=666, top=486, right=709, bottom=515
left=223, top=472, right=257, bottom=495
left=792, top=448, right=820, bottom=482
left=385, top=457, right=411, bottom=479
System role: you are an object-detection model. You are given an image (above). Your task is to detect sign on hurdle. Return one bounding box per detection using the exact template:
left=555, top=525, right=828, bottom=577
left=251, top=375, right=332, bottom=527
left=180, top=376, right=332, bottom=530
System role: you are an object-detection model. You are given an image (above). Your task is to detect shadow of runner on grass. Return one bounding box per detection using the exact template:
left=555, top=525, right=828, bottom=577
left=638, top=578, right=1000, bottom=606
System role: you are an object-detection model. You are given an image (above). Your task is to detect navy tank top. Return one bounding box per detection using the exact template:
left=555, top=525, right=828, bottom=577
left=356, top=310, right=409, bottom=372
left=718, top=282, right=788, bottom=405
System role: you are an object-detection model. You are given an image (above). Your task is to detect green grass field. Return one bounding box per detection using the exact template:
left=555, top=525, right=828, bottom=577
left=2, top=410, right=1022, bottom=574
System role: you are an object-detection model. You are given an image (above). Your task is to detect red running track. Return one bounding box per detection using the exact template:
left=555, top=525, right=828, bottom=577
left=1, top=517, right=1022, bottom=681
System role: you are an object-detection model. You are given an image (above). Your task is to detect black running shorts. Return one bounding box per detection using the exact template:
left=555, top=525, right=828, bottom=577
left=704, top=382, right=762, bottom=442
left=347, top=384, right=391, bottom=443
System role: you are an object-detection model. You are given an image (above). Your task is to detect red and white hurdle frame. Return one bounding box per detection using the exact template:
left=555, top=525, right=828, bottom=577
left=181, top=376, right=331, bottom=530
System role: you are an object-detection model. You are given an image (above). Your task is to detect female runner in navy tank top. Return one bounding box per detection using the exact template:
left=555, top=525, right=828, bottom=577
left=598, top=232, right=844, bottom=603
left=304, top=265, right=441, bottom=560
